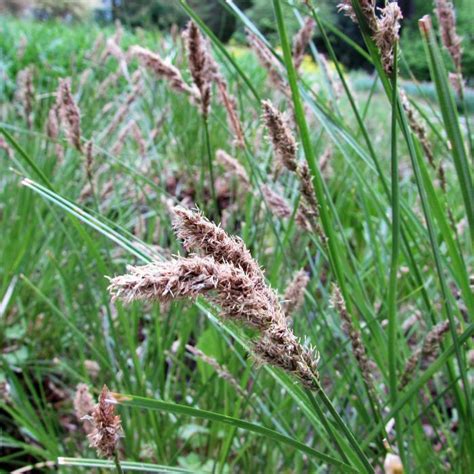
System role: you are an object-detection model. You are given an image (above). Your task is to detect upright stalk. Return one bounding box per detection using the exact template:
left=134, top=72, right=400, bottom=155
left=271, top=0, right=373, bottom=471
left=203, top=117, right=218, bottom=214
left=386, top=46, right=404, bottom=461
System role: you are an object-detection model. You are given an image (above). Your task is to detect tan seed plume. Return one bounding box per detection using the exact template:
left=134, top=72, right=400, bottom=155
left=399, top=320, right=450, bottom=389
left=0, top=136, right=14, bottom=160
left=292, top=17, right=316, bottom=71
left=185, top=344, right=247, bottom=397
left=103, top=80, right=143, bottom=137
left=15, top=66, right=34, bottom=129
left=87, top=385, right=123, bottom=458
left=215, top=79, right=245, bottom=148
left=337, top=0, right=378, bottom=32
left=338, top=1, right=402, bottom=75
left=373, top=2, right=403, bottom=75
left=171, top=205, right=263, bottom=280
left=330, top=284, right=376, bottom=396
left=108, top=207, right=319, bottom=388
left=435, top=0, right=462, bottom=70
left=216, top=149, right=250, bottom=190
left=262, top=184, right=310, bottom=231
left=56, top=78, right=82, bottom=153
left=246, top=28, right=288, bottom=96
left=400, top=90, right=446, bottom=191
left=262, top=99, right=297, bottom=171
left=130, top=45, right=199, bottom=101
left=183, top=21, right=212, bottom=118
left=262, top=100, right=325, bottom=241
left=283, top=269, right=309, bottom=320
left=74, top=383, right=94, bottom=434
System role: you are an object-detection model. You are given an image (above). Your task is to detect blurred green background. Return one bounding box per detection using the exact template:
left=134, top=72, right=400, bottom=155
left=1, top=0, right=473, bottom=82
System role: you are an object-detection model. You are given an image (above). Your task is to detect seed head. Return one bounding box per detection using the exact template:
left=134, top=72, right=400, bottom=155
left=292, top=17, right=316, bottom=71
left=283, top=269, right=309, bottom=319
left=87, top=385, right=123, bottom=458
left=183, top=21, right=213, bottom=118
left=130, top=45, right=199, bottom=100
left=373, top=2, right=403, bottom=75
left=56, top=78, right=82, bottom=152
left=435, top=0, right=462, bottom=70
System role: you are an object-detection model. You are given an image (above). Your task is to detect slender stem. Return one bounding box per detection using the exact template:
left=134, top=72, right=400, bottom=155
left=387, top=45, right=404, bottom=461
left=305, top=390, right=350, bottom=465
left=203, top=116, right=218, bottom=215
left=271, top=1, right=373, bottom=471
left=313, top=383, right=374, bottom=474
left=113, top=451, right=123, bottom=474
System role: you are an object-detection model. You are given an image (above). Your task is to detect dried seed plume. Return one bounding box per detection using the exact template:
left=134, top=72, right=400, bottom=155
left=216, top=149, right=250, bottom=190
left=282, top=269, right=309, bottom=319
left=292, top=17, right=316, bottom=71
left=109, top=207, right=319, bottom=388
left=399, top=320, right=450, bottom=389
left=183, top=21, right=213, bottom=118
left=435, top=0, right=462, bottom=70
left=87, top=385, right=123, bottom=458
left=130, top=45, right=199, bottom=100
left=331, top=284, right=376, bottom=396
left=56, top=78, right=82, bottom=152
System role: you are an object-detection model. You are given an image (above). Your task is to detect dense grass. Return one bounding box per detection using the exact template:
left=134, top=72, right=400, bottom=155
left=1, top=2, right=473, bottom=472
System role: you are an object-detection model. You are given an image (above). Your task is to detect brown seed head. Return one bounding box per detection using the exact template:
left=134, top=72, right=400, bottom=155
left=283, top=269, right=309, bottom=319
left=15, top=66, right=34, bottom=129
left=172, top=206, right=263, bottom=280
left=399, top=320, right=451, bottom=389
left=374, top=2, right=403, bottom=75
left=262, top=99, right=298, bottom=172
left=216, top=149, right=250, bottom=190
left=337, top=0, right=378, bottom=33
left=435, top=0, right=462, bottom=70
left=87, top=385, right=123, bottom=458
left=74, top=383, right=95, bottom=434
left=130, top=45, right=199, bottom=100
left=292, top=17, right=316, bottom=71
left=56, top=78, right=82, bottom=152
left=330, top=284, right=376, bottom=395
left=183, top=21, right=213, bottom=117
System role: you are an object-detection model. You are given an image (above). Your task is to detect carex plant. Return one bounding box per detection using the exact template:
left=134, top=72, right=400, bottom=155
left=0, top=0, right=473, bottom=472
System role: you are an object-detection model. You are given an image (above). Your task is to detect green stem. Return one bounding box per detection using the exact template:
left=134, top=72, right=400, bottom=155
left=113, top=451, right=124, bottom=474
left=203, top=117, right=218, bottom=215
left=271, top=1, right=373, bottom=471
left=305, top=390, right=350, bottom=465
left=386, top=46, right=404, bottom=461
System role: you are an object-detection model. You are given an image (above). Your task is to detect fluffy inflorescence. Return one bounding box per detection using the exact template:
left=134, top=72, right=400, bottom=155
left=129, top=45, right=199, bottom=100
left=74, top=383, right=95, bottom=434
left=337, top=0, right=402, bottom=74
left=183, top=21, right=213, bottom=117
left=283, top=269, right=309, bottom=319
left=108, top=207, right=319, bottom=388
left=292, top=17, right=316, bottom=71
left=262, top=100, right=297, bottom=171
left=246, top=29, right=287, bottom=95
left=373, top=2, right=403, bottom=75
left=337, top=0, right=377, bottom=32
left=15, top=67, right=34, bottom=129
left=261, top=100, right=326, bottom=241
left=399, top=320, right=450, bottom=389
left=185, top=344, right=246, bottom=397
left=435, top=0, right=462, bottom=70
left=216, top=149, right=250, bottom=190
left=330, top=285, right=376, bottom=395
left=87, top=385, right=123, bottom=458
left=56, top=78, right=82, bottom=152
